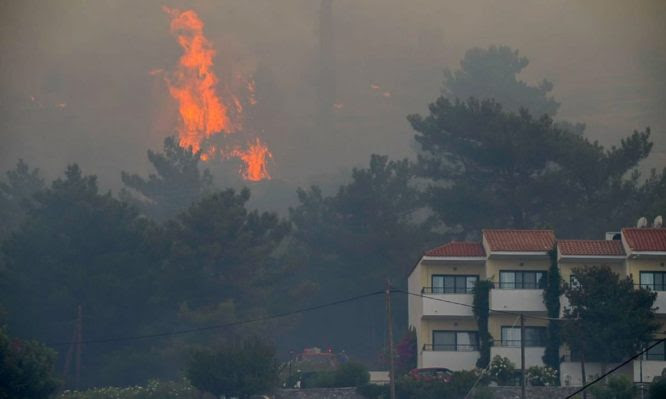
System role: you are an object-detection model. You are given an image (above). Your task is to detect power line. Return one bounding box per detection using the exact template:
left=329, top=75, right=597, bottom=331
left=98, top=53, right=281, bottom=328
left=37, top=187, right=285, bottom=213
left=47, top=290, right=384, bottom=347
left=565, top=338, right=666, bottom=399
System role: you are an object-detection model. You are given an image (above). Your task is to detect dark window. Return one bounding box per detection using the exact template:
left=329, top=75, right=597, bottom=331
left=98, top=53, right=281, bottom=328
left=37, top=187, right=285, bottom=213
left=431, top=275, right=479, bottom=294
left=499, top=271, right=547, bottom=289
left=432, top=331, right=479, bottom=351
left=501, top=326, right=546, bottom=347
left=640, top=272, right=666, bottom=291
left=646, top=341, right=666, bottom=361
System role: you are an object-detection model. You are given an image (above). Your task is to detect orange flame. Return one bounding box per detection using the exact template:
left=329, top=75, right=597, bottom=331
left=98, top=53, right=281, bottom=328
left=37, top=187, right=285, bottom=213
left=229, top=139, right=273, bottom=181
left=163, top=7, right=236, bottom=152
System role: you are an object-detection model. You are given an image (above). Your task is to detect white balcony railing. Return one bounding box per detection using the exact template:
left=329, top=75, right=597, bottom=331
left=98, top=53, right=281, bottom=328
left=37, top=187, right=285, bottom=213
left=421, top=290, right=475, bottom=317
left=490, top=289, right=546, bottom=312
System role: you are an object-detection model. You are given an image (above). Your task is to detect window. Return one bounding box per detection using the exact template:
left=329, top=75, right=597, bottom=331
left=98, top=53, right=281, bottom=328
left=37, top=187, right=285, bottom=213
left=646, top=341, right=666, bottom=361
left=432, top=331, right=479, bottom=351
left=431, top=275, right=478, bottom=294
left=499, top=271, right=547, bottom=289
left=501, top=326, right=546, bottom=347
left=640, top=272, right=666, bottom=291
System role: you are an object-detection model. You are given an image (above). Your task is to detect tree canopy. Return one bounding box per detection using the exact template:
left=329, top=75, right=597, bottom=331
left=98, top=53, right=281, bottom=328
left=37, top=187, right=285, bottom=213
left=409, top=97, right=654, bottom=238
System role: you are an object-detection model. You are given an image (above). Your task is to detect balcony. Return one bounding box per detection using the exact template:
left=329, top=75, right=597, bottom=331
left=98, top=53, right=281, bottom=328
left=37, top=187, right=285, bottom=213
left=490, top=288, right=546, bottom=312
left=422, top=345, right=479, bottom=370
left=490, top=344, right=545, bottom=368
left=421, top=288, right=474, bottom=317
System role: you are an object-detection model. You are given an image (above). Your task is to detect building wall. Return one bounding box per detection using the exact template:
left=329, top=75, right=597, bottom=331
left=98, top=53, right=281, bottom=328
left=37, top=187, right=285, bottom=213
left=558, top=261, right=625, bottom=284
left=421, top=260, right=486, bottom=285
left=627, top=258, right=666, bottom=280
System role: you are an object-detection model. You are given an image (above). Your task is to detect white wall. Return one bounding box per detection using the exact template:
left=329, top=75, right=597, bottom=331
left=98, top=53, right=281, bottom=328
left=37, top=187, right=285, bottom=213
left=634, top=360, right=666, bottom=383
left=490, top=289, right=547, bottom=312
left=422, top=350, right=480, bottom=371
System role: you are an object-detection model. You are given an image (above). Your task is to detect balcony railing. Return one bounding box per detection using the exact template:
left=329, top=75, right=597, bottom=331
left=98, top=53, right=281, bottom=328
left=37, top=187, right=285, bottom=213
left=497, top=281, right=546, bottom=289
left=423, top=344, right=479, bottom=352
left=422, top=286, right=474, bottom=294
left=494, top=339, right=547, bottom=348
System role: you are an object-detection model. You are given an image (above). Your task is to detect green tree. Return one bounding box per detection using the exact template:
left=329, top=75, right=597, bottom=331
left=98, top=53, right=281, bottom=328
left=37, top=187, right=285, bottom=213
left=0, top=327, right=60, bottom=399
left=562, top=266, right=659, bottom=373
left=588, top=375, right=636, bottom=399
left=186, top=337, right=278, bottom=399
left=121, top=136, right=213, bottom=221
left=395, top=327, right=417, bottom=376
left=0, top=160, right=45, bottom=239
left=334, top=362, right=370, bottom=387
left=473, top=280, right=493, bottom=369
left=542, top=250, right=561, bottom=373
left=1, top=164, right=165, bottom=387
left=289, top=155, right=432, bottom=360
left=443, top=45, right=560, bottom=118
left=409, top=97, right=653, bottom=238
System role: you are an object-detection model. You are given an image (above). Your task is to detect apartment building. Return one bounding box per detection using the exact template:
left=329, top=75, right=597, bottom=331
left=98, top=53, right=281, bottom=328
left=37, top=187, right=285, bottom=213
left=407, top=228, right=666, bottom=386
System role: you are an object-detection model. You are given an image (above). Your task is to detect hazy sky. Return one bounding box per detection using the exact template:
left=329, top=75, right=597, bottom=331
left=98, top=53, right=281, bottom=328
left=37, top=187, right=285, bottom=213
left=1, top=0, right=664, bottom=197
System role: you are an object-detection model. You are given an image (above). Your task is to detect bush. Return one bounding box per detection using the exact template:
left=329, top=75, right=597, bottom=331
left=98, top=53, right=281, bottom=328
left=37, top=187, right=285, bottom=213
left=526, top=365, right=558, bottom=386
left=472, top=386, right=494, bottom=399
left=59, top=379, right=198, bottom=399
left=334, top=362, right=370, bottom=387
left=650, top=375, right=666, bottom=399
left=488, top=355, right=517, bottom=386
left=449, top=369, right=483, bottom=396
left=588, top=375, right=636, bottom=399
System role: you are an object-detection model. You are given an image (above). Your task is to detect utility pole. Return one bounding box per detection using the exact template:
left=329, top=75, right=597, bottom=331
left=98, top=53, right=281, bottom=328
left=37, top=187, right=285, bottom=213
left=385, top=279, right=396, bottom=399
left=75, top=304, right=83, bottom=389
left=520, top=313, right=526, bottom=399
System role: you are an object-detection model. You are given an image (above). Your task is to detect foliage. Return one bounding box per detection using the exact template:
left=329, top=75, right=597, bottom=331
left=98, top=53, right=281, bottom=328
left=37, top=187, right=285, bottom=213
left=58, top=379, right=197, bottom=399
left=0, top=159, right=45, bottom=239
left=488, top=355, right=517, bottom=386
left=395, top=327, right=417, bottom=376
left=121, top=136, right=213, bottom=221
left=0, top=326, right=60, bottom=399
left=542, top=249, right=561, bottom=373
left=588, top=375, right=636, bottom=399
left=471, top=386, right=494, bottom=399
left=289, top=154, right=432, bottom=359
left=473, top=280, right=494, bottom=368
left=409, top=97, right=654, bottom=238
left=0, top=164, right=166, bottom=387
left=448, top=369, right=482, bottom=396
left=443, top=44, right=560, bottom=118
left=562, top=266, right=658, bottom=366
left=526, top=366, right=558, bottom=386
left=649, top=374, right=666, bottom=399
left=334, top=362, right=370, bottom=387
left=186, top=337, right=278, bottom=399
left=357, top=383, right=388, bottom=399
left=394, top=376, right=454, bottom=399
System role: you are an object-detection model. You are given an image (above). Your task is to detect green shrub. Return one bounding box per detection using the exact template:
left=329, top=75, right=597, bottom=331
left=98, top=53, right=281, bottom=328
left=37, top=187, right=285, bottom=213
left=334, top=362, right=370, bottom=387
left=488, top=355, right=517, bottom=386
left=449, top=369, right=482, bottom=396
left=588, top=375, right=636, bottom=399
left=526, top=365, right=558, bottom=386
left=58, top=379, right=198, bottom=399
left=472, top=386, right=495, bottom=399
left=650, top=375, right=666, bottom=399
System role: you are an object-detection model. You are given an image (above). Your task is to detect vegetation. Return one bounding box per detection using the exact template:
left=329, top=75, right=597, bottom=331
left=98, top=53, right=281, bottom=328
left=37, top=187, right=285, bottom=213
left=394, top=327, right=417, bottom=376
left=542, top=249, right=561, bottom=373
left=473, top=280, right=493, bottom=368
left=649, top=374, right=666, bottom=399
left=588, top=375, right=636, bottom=399
left=488, top=355, right=517, bottom=386
left=186, top=337, right=278, bottom=399
left=0, top=327, right=60, bottom=399
left=526, top=366, right=559, bottom=386
left=562, top=266, right=659, bottom=370
left=59, top=380, right=197, bottom=399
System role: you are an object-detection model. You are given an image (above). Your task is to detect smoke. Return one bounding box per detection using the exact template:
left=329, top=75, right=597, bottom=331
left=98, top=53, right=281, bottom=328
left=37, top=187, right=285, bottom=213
left=1, top=0, right=664, bottom=199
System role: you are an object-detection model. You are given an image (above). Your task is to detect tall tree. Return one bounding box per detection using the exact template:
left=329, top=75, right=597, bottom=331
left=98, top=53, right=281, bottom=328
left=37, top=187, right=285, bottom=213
left=0, top=160, right=45, bottom=239
left=562, top=266, right=659, bottom=372
left=289, top=155, right=432, bottom=361
left=443, top=45, right=560, bottom=118
left=1, top=164, right=165, bottom=387
left=409, top=97, right=653, bottom=238
left=121, top=137, right=213, bottom=221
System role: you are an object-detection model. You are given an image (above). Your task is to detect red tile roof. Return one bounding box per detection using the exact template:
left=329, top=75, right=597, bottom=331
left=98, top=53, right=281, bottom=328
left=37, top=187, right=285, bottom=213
left=622, top=228, right=666, bottom=252
left=558, top=240, right=625, bottom=256
left=483, top=229, right=555, bottom=252
left=425, top=241, right=485, bottom=257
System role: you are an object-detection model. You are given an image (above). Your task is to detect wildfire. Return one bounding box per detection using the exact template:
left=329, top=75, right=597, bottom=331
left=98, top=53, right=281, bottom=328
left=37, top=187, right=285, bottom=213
left=229, top=139, right=273, bottom=182
left=162, top=7, right=272, bottom=181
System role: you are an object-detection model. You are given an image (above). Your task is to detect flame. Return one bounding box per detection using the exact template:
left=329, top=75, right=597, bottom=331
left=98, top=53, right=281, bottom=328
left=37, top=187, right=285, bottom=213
left=163, top=6, right=236, bottom=152
left=229, top=138, right=273, bottom=181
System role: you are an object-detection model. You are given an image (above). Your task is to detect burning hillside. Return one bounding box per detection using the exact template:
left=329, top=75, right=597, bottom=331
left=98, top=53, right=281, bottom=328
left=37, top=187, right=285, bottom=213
left=162, top=6, right=272, bottom=182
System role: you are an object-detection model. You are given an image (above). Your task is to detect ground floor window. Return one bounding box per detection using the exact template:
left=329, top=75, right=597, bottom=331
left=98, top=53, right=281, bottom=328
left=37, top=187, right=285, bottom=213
left=431, top=275, right=479, bottom=294
left=499, top=271, right=547, bottom=289
left=500, top=326, right=546, bottom=347
left=640, top=272, right=666, bottom=291
left=431, top=330, right=479, bottom=351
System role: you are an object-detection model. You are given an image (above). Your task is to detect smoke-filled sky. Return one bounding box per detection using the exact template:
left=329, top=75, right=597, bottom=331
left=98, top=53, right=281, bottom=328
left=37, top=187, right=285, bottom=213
left=1, top=0, right=665, bottom=199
